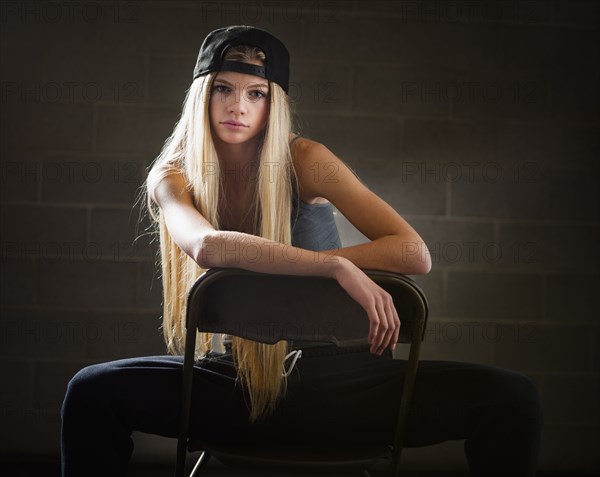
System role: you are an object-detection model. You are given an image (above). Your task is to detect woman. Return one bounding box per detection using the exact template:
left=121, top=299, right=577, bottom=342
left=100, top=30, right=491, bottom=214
left=60, top=26, right=542, bottom=476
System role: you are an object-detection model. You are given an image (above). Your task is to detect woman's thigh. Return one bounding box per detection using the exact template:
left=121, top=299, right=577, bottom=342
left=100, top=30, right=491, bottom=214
left=240, top=351, right=540, bottom=449
left=403, top=360, right=541, bottom=447
left=62, top=354, right=250, bottom=440
left=63, top=350, right=540, bottom=450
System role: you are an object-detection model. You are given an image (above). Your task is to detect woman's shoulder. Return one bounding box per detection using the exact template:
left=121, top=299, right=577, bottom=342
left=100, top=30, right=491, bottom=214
left=289, top=133, right=313, bottom=147
left=288, top=135, right=332, bottom=205
left=288, top=134, right=323, bottom=177
left=288, top=134, right=324, bottom=162
left=148, top=167, right=191, bottom=209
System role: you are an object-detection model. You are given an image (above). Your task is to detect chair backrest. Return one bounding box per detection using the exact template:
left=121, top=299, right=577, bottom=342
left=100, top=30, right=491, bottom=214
left=186, top=267, right=429, bottom=346
left=177, top=267, right=429, bottom=477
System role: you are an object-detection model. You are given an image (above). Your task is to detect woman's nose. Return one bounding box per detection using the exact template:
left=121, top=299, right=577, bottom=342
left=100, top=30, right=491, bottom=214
left=228, top=91, right=248, bottom=114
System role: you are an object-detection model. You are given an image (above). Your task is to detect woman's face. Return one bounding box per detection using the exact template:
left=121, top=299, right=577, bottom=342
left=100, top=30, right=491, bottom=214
left=209, top=64, right=270, bottom=146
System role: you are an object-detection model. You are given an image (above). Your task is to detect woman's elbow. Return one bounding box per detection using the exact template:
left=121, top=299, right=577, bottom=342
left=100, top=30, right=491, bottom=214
left=396, top=239, right=432, bottom=275
left=196, top=232, right=222, bottom=269
left=415, top=246, right=432, bottom=274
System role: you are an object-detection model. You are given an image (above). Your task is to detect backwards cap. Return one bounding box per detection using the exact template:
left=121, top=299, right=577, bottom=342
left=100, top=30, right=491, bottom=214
left=193, top=25, right=290, bottom=94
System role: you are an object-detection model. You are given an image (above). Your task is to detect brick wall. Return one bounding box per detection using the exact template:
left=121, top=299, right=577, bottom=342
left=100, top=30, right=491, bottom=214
left=1, top=0, right=598, bottom=472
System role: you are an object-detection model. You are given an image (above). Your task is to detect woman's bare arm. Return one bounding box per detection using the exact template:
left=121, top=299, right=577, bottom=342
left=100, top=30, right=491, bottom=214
left=293, top=139, right=432, bottom=275
left=201, top=229, right=398, bottom=355
left=151, top=171, right=348, bottom=279
left=152, top=168, right=403, bottom=356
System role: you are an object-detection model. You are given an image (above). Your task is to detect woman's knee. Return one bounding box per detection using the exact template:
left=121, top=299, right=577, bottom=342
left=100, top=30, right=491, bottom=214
left=61, top=363, right=114, bottom=416
left=491, top=369, right=543, bottom=425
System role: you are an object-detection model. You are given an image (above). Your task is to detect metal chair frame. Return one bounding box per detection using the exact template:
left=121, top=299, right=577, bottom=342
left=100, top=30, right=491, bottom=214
left=175, top=267, right=429, bottom=477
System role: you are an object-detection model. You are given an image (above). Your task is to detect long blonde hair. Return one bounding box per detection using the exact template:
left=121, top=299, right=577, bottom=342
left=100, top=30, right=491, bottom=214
left=139, top=45, right=298, bottom=423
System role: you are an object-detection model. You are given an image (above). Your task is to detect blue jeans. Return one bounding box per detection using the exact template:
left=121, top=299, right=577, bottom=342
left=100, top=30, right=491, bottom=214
left=60, top=345, right=542, bottom=476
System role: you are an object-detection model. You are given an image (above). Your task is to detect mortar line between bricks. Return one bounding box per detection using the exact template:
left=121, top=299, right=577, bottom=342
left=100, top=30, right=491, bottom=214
left=144, top=51, right=150, bottom=106
left=492, top=220, right=499, bottom=244
left=407, top=216, right=600, bottom=227
left=84, top=0, right=595, bottom=29
left=434, top=266, right=596, bottom=274
left=540, top=272, right=547, bottom=321
left=3, top=258, right=156, bottom=264
left=441, top=267, right=448, bottom=318
left=3, top=200, right=598, bottom=227
left=92, top=103, right=97, bottom=153
left=35, top=151, right=43, bottom=203
left=0, top=304, right=162, bottom=314
left=403, top=215, right=599, bottom=226
left=32, top=256, right=39, bottom=306
left=422, top=317, right=595, bottom=326
left=12, top=150, right=149, bottom=159
left=349, top=63, right=355, bottom=112
left=300, top=110, right=600, bottom=128
left=85, top=205, right=92, bottom=250
left=445, top=180, right=452, bottom=217
left=0, top=201, right=145, bottom=210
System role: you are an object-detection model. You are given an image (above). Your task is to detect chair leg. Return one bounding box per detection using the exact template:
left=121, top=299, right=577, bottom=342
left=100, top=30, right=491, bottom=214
left=189, top=450, right=211, bottom=477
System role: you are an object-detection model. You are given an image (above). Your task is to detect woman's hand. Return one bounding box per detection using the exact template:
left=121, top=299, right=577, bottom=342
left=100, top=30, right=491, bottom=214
left=333, top=258, right=401, bottom=355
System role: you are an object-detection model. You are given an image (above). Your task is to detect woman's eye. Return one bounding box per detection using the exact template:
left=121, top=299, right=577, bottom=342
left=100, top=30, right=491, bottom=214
left=213, top=85, right=230, bottom=94
left=250, top=90, right=267, bottom=99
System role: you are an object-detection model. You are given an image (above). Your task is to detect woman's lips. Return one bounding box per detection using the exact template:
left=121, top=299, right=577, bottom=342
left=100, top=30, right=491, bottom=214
left=222, top=121, right=248, bottom=130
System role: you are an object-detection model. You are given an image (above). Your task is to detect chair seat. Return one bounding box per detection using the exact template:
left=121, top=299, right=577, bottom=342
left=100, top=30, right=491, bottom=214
left=189, top=441, right=393, bottom=471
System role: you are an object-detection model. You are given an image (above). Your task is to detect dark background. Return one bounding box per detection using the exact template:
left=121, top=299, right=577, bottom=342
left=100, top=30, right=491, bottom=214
left=1, top=0, right=598, bottom=474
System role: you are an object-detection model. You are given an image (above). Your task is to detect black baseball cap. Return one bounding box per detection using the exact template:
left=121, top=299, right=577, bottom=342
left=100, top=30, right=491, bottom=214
left=193, top=25, right=290, bottom=94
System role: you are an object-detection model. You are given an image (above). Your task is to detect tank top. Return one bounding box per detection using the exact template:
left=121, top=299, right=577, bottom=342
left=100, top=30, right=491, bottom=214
left=217, top=135, right=342, bottom=353
left=289, top=134, right=341, bottom=252
left=290, top=197, right=342, bottom=251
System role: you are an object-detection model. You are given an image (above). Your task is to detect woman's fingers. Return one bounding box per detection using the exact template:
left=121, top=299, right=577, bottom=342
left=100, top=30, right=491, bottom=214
left=372, top=301, right=386, bottom=354
left=374, top=293, right=400, bottom=355
left=374, top=302, right=392, bottom=355
left=368, top=295, right=395, bottom=355
left=368, top=302, right=388, bottom=354
left=390, top=296, right=401, bottom=350
left=379, top=302, right=398, bottom=354
left=333, top=264, right=400, bottom=355
left=367, top=299, right=377, bottom=345
left=368, top=304, right=381, bottom=352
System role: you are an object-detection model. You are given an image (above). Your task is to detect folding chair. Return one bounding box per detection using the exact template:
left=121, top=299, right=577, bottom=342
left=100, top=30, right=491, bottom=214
left=175, top=267, right=429, bottom=477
